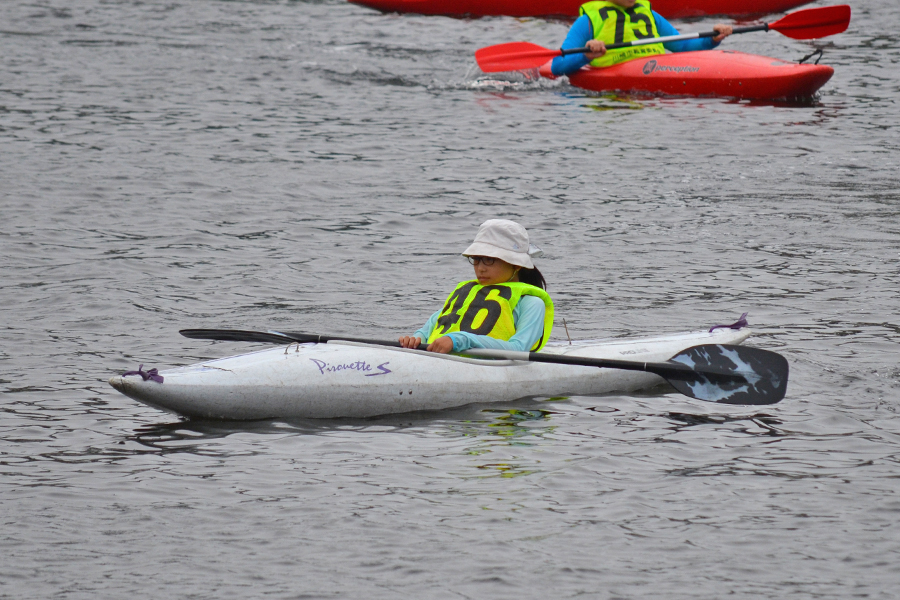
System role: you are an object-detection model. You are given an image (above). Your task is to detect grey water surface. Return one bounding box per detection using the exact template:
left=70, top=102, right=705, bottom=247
left=1, top=0, right=898, bottom=598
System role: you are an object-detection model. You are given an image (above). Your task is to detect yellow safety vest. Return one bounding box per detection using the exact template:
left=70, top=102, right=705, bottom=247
left=579, top=0, right=666, bottom=68
left=427, top=281, right=554, bottom=351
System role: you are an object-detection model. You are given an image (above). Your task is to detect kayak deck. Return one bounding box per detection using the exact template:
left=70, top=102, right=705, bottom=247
left=539, top=50, right=833, bottom=100
left=348, top=0, right=814, bottom=19
left=109, top=328, right=751, bottom=420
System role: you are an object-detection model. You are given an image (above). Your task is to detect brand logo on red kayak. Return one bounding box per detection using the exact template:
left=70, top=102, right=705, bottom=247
left=642, top=59, right=700, bottom=75
left=310, top=358, right=391, bottom=376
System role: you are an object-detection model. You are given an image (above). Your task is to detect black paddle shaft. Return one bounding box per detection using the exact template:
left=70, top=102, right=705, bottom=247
left=179, top=329, right=431, bottom=350
left=276, top=330, right=432, bottom=350
left=522, top=350, right=697, bottom=377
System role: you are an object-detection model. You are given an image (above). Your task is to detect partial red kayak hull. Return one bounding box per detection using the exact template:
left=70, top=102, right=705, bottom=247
left=544, top=50, right=833, bottom=100
left=654, top=0, right=813, bottom=19
left=349, top=0, right=814, bottom=19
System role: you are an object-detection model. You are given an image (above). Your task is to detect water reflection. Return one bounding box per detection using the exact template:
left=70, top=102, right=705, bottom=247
left=665, top=411, right=784, bottom=436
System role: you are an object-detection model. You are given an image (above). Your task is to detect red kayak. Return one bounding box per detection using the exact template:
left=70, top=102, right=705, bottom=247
left=349, top=0, right=814, bottom=19
left=537, top=50, right=833, bottom=100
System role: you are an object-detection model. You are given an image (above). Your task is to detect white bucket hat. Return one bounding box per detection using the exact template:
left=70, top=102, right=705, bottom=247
left=462, top=219, right=542, bottom=269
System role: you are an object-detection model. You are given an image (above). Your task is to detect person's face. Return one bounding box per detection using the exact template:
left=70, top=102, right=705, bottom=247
left=609, top=0, right=637, bottom=7
left=469, top=257, right=519, bottom=286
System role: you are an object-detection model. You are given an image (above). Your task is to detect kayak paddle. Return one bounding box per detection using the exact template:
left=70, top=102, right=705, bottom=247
left=475, top=4, right=851, bottom=73
left=179, top=329, right=788, bottom=405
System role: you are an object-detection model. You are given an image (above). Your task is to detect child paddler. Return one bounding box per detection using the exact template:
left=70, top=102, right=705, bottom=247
left=551, top=0, right=733, bottom=77
left=399, top=220, right=553, bottom=354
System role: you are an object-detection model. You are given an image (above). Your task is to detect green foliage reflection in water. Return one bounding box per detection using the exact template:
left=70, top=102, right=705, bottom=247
left=471, top=409, right=558, bottom=478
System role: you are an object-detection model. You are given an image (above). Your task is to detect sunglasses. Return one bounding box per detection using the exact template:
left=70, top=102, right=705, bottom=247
left=466, top=256, right=496, bottom=266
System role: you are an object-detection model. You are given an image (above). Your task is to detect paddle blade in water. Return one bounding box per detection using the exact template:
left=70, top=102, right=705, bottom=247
left=179, top=329, right=294, bottom=344
left=769, top=4, right=851, bottom=40
left=475, top=41, right=560, bottom=73
left=664, top=344, right=789, bottom=405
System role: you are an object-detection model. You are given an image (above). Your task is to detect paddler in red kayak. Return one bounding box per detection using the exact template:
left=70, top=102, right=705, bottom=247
left=399, top=219, right=554, bottom=354
left=552, top=0, right=733, bottom=76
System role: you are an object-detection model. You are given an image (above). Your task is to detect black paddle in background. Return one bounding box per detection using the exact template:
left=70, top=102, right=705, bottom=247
left=179, top=328, right=789, bottom=405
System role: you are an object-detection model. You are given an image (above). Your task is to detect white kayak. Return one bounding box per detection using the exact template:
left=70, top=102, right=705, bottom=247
left=109, top=327, right=751, bottom=420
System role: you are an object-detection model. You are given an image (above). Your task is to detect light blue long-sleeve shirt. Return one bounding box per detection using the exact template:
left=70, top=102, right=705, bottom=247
left=551, top=11, right=721, bottom=76
left=413, top=295, right=547, bottom=353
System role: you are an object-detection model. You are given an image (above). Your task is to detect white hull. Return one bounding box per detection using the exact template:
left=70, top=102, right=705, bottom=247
left=109, top=328, right=751, bottom=419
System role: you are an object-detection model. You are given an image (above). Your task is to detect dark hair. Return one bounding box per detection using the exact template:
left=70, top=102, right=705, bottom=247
left=518, top=266, right=546, bottom=290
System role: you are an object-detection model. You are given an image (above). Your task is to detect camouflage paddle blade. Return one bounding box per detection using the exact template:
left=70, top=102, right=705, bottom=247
left=665, top=344, right=789, bottom=405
